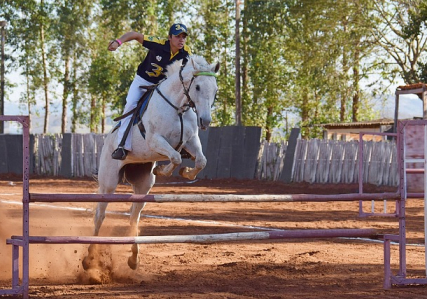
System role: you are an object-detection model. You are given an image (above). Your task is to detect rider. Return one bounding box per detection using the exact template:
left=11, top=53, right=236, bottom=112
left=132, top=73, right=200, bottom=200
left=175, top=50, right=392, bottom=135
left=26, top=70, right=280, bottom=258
left=108, top=23, right=192, bottom=160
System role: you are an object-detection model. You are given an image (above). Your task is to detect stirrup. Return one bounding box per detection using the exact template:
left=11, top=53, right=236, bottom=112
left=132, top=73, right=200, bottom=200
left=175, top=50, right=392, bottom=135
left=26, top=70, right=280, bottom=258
left=112, top=147, right=128, bottom=160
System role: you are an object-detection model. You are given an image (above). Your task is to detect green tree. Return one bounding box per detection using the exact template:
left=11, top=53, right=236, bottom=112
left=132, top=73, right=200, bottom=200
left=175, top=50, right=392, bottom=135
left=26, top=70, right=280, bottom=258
left=242, top=0, right=290, bottom=140
left=3, top=0, right=56, bottom=133
left=334, top=0, right=379, bottom=122
left=189, top=0, right=235, bottom=126
left=373, top=0, right=427, bottom=84
left=4, top=0, right=426, bottom=138
left=51, top=0, right=92, bottom=133
left=282, top=0, right=342, bottom=137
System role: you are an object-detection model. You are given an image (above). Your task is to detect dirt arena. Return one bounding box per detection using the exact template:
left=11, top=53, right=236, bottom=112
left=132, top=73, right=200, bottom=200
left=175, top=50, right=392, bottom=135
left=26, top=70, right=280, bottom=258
left=1, top=176, right=427, bottom=298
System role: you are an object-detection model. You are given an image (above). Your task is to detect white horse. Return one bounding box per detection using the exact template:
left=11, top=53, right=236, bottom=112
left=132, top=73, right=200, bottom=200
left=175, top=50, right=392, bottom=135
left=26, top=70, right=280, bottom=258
left=83, top=55, right=219, bottom=276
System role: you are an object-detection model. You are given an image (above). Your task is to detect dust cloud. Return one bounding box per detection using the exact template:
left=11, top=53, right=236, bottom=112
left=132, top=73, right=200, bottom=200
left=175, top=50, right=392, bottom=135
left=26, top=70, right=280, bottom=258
left=1, top=199, right=144, bottom=286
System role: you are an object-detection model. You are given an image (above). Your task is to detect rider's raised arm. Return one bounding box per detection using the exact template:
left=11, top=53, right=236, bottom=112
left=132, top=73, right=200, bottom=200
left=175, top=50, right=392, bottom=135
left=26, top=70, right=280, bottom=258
left=108, top=32, right=144, bottom=51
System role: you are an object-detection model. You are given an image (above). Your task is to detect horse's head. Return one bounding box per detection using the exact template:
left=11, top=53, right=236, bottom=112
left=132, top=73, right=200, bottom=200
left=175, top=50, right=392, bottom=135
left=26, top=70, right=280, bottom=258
left=184, top=55, right=220, bottom=130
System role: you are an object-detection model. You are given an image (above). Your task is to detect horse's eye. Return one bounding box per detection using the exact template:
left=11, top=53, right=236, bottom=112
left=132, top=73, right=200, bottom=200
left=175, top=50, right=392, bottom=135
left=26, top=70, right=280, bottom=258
left=196, top=85, right=200, bottom=91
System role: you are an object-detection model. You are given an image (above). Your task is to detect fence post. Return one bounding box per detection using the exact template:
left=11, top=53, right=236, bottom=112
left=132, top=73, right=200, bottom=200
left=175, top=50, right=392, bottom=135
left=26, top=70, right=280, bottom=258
left=280, top=128, right=300, bottom=183
left=59, top=133, right=72, bottom=178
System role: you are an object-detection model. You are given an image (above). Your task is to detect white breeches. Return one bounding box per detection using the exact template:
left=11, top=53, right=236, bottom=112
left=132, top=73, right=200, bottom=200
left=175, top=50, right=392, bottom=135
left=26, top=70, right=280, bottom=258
left=117, top=75, right=154, bottom=151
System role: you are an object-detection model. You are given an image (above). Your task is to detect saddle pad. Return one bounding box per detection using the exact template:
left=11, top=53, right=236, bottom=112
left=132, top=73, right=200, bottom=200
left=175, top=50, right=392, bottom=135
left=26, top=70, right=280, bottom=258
left=112, top=90, right=152, bottom=133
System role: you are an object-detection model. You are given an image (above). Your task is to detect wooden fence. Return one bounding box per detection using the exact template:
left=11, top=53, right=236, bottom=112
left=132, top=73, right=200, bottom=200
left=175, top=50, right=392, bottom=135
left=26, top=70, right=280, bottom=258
left=291, top=139, right=398, bottom=186
left=253, top=138, right=397, bottom=185
left=0, top=128, right=398, bottom=186
left=255, top=140, right=287, bottom=181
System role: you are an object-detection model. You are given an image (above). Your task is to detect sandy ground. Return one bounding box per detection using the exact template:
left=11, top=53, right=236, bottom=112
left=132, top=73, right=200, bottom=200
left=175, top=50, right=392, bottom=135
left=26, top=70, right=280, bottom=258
left=1, top=176, right=427, bottom=298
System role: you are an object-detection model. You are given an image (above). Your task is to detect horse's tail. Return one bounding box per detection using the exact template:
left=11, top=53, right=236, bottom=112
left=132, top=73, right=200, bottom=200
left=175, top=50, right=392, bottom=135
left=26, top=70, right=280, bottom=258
left=118, top=165, right=127, bottom=185
left=92, top=169, right=99, bottom=182
left=92, top=166, right=128, bottom=185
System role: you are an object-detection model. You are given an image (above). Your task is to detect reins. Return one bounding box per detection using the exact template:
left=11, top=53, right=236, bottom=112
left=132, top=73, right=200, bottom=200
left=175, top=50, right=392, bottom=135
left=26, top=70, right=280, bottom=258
left=156, top=85, right=190, bottom=151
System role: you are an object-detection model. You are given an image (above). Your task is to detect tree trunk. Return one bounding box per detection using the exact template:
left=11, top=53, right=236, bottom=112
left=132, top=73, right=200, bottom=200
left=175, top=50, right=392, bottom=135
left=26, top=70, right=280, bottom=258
left=265, top=106, right=273, bottom=142
left=101, top=96, right=106, bottom=133
left=90, top=94, right=96, bottom=133
left=340, top=15, right=350, bottom=122
left=242, top=4, right=249, bottom=123
left=61, top=57, right=70, bottom=133
left=235, top=0, right=242, bottom=126
left=340, top=20, right=348, bottom=122
left=352, top=45, right=360, bottom=122
left=301, top=92, right=309, bottom=138
left=71, top=53, right=77, bottom=133
left=40, top=22, right=49, bottom=133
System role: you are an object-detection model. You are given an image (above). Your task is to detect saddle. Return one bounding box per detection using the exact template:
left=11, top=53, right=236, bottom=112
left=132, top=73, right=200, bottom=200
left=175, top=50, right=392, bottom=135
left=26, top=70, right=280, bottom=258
left=112, top=85, right=155, bottom=138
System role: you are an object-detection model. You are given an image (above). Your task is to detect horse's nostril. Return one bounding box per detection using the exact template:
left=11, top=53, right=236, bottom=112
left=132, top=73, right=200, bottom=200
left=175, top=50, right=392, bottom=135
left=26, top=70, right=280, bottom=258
left=199, top=118, right=211, bottom=130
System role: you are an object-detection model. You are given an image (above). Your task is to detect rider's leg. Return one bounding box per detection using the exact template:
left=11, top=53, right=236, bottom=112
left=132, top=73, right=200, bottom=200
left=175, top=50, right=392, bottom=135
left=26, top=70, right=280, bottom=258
left=113, top=75, right=150, bottom=159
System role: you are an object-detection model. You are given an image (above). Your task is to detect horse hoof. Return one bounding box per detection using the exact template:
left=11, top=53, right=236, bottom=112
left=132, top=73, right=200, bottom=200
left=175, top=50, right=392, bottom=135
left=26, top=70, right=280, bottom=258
left=127, top=256, right=140, bottom=270
left=86, top=268, right=103, bottom=285
left=179, top=167, right=196, bottom=180
left=82, top=256, right=93, bottom=270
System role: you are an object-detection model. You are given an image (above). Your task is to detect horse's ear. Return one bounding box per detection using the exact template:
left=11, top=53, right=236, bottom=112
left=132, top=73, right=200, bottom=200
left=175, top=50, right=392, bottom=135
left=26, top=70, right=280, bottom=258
left=182, top=57, right=189, bottom=67
left=214, top=62, right=220, bottom=73
left=191, top=57, right=200, bottom=71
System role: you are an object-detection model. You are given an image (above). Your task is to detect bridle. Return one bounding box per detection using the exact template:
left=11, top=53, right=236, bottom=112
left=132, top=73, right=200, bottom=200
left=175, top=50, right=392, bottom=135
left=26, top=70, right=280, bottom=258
left=156, top=64, right=218, bottom=113
left=155, top=63, right=218, bottom=151
left=179, top=65, right=218, bottom=109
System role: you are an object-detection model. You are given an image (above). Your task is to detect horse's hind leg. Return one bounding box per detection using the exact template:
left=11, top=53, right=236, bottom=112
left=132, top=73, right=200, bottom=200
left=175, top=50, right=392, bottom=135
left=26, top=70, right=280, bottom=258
left=124, top=163, right=155, bottom=270
left=82, top=149, right=119, bottom=272
left=127, top=202, right=145, bottom=269
left=83, top=202, right=115, bottom=272
left=82, top=201, right=110, bottom=266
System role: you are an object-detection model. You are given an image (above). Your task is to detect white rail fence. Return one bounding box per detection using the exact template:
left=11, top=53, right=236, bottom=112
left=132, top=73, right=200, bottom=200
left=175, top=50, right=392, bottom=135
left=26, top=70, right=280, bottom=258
left=289, top=139, right=398, bottom=186
left=33, top=134, right=62, bottom=176
left=33, top=133, right=105, bottom=177
left=255, top=138, right=398, bottom=185
left=32, top=134, right=398, bottom=185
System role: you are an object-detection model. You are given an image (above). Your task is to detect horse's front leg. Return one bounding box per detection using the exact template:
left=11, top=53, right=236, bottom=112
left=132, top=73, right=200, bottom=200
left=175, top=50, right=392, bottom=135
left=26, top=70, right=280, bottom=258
left=179, top=136, right=207, bottom=180
left=148, top=134, right=182, bottom=176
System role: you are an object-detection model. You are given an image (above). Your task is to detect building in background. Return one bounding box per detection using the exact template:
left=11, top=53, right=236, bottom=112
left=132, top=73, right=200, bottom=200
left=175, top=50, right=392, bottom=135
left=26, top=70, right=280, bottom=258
left=317, top=118, right=395, bottom=141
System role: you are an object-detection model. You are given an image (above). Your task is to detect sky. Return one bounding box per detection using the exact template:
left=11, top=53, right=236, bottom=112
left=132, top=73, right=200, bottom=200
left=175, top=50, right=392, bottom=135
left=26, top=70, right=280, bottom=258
left=4, top=69, right=115, bottom=134
left=377, top=93, right=423, bottom=119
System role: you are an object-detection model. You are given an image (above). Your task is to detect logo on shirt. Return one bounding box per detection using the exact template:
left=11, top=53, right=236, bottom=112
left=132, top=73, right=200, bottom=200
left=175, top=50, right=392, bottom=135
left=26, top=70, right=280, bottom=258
left=146, top=63, right=163, bottom=78
left=156, top=56, right=162, bottom=62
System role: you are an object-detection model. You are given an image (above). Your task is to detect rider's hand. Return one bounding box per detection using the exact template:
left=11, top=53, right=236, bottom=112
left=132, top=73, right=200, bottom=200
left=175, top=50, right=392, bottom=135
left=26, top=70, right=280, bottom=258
left=108, top=40, right=120, bottom=51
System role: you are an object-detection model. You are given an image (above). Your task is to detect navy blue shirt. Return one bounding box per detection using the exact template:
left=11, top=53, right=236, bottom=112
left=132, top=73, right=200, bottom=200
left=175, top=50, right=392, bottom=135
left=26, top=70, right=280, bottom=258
left=137, top=35, right=192, bottom=84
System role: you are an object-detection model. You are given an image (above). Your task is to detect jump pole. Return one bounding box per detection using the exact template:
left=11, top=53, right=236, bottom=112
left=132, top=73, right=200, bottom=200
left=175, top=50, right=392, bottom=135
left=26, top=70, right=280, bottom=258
left=9, top=228, right=378, bottom=245
left=29, top=192, right=400, bottom=203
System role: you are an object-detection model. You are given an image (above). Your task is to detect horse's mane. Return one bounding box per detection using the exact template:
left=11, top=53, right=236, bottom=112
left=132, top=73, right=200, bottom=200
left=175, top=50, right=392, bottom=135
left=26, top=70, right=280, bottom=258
left=165, top=55, right=208, bottom=77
